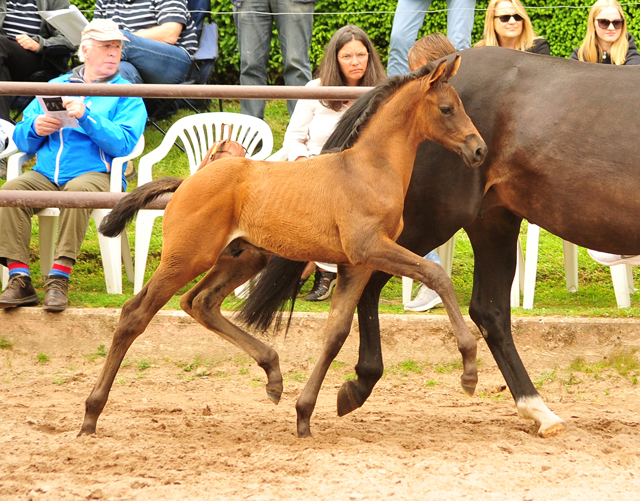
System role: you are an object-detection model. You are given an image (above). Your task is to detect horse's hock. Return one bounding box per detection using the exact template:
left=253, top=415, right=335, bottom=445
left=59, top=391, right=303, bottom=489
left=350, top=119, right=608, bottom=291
left=2, top=308, right=639, bottom=369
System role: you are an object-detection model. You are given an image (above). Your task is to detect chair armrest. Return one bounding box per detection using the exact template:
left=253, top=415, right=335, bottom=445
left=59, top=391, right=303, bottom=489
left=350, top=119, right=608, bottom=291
left=7, top=152, right=35, bottom=180
left=111, top=135, right=145, bottom=192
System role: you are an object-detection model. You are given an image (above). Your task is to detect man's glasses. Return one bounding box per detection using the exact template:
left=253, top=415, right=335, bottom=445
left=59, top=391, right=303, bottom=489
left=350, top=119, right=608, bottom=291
left=92, top=42, right=123, bottom=51
left=338, top=52, right=368, bottom=62
left=494, top=14, right=524, bottom=23
left=596, top=18, right=624, bottom=30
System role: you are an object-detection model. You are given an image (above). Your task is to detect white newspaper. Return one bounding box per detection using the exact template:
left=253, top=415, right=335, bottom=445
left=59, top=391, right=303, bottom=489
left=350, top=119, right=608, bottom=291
left=39, top=5, right=88, bottom=46
left=36, top=96, right=79, bottom=128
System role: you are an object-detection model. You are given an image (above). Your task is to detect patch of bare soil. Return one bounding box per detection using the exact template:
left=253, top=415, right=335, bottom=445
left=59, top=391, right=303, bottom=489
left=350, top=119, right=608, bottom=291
left=1, top=332, right=639, bottom=501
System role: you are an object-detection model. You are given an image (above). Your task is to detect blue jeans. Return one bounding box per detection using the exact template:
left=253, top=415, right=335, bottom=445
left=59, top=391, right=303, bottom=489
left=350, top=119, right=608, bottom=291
left=425, top=249, right=441, bottom=264
left=234, top=0, right=314, bottom=119
left=387, top=0, right=476, bottom=76
left=119, top=31, right=192, bottom=84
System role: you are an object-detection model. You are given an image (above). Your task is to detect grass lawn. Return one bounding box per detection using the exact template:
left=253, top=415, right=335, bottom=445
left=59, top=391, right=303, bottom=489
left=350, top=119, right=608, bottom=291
left=3, top=99, right=640, bottom=317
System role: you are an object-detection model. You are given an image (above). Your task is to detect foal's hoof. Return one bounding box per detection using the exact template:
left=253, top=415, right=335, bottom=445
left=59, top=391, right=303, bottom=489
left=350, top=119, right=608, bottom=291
left=461, top=379, right=477, bottom=397
left=337, top=380, right=364, bottom=417
left=538, top=421, right=567, bottom=438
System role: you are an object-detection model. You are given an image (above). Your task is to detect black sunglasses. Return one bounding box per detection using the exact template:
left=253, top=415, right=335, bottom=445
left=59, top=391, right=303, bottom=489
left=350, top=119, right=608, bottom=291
left=494, top=14, right=524, bottom=23
left=596, top=18, right=624, bottom=30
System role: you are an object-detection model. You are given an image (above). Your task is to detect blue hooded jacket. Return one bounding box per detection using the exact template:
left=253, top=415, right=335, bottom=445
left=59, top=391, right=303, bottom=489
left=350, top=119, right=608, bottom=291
left=13, top=67, right=147, bottom=189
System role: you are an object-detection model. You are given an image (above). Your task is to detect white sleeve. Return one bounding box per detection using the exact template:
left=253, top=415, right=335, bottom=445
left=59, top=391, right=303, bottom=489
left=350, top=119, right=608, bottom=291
left=283, top=97, right=316, bottom=161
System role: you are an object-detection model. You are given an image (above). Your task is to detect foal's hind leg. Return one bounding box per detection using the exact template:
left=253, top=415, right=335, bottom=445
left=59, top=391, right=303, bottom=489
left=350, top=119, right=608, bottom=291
left=296, top=265, right=373, bottom=438
left=353, top=237, right=478, bottom=395
left=179, top=244, right=283, bottom=403
left=79, top=262, right=206, bottom=436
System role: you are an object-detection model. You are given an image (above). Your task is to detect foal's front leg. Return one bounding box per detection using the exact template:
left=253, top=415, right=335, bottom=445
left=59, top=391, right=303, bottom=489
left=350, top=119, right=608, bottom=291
left=180, top=245, right=283, bottom=403
left=357, top=237, right=478, bottom=395
left=296, top=265, right=373, bottom=438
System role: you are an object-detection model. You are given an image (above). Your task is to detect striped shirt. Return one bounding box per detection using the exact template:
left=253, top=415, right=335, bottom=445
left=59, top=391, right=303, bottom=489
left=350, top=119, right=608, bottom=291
left=94, top=0, right=199, bottom=57
left=3, top=0, right=41, bottom=40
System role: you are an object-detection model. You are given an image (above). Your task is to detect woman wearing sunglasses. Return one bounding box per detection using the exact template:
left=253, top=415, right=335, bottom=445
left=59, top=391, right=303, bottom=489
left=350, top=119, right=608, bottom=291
left=475, top=0, right=549, bottom=54
left=570, top=0, right=640, bottom=65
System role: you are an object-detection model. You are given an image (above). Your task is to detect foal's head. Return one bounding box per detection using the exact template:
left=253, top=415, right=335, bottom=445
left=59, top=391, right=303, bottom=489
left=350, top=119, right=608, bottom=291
left=415, top=55, right=487, bottom=169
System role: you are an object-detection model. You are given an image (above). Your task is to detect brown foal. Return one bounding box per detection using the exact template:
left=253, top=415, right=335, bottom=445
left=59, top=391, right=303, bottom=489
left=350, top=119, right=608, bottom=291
left=81, top=56, right=487, bottom=438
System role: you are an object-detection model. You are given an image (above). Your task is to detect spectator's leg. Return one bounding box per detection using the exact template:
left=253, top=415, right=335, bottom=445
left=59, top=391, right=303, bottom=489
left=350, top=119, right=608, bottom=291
left=387, top=0, right=431, bottom=76
left=118, top=61, right=144, bottom=84
left=0, top=171, right=54, bottom=266
left=0, top=36, right=43, bottom=120
left=120, top=31, right=192, bottom=84
left=273, top=0, right=313, bottom=117
left=235, top=0, right=273, bottom=119
left=55, top=172, right=110, bottom=263
left=447, top=0, right=476, bottom=51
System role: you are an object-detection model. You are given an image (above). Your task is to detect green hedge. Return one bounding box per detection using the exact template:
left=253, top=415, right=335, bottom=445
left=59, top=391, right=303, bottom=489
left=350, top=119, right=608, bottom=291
left=71, top=0, right=640, bottom=84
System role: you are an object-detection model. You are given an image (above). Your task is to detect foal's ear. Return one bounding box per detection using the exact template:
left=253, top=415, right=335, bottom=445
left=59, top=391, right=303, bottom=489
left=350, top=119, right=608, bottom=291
left=423, top=59, right=447, bottom=91
left=444, top=53, right=461, bottom=80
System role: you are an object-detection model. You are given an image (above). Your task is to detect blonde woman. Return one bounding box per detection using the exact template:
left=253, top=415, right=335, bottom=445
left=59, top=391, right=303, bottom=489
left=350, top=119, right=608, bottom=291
left=475, top=0, right=549, bottom=54
left=570, top=0, right=640, bottom=65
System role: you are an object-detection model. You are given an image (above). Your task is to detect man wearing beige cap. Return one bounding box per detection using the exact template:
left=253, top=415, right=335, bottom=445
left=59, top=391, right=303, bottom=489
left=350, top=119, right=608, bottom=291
left=0, top=19, right=147, bottom=312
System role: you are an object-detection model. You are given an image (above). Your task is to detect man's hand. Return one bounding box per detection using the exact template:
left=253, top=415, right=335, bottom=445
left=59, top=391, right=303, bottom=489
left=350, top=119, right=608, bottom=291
left=34, top=116, right=63, bottom=136
left=62, top=97, right=86, bottom=119
left=16, top=34, right=40, bottom=52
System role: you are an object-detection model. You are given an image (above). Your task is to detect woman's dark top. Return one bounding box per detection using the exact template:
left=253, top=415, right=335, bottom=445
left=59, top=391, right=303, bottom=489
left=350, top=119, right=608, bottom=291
left=527, top=37, right=551, bottom=55
left=569, top=33, right=640, bottom=65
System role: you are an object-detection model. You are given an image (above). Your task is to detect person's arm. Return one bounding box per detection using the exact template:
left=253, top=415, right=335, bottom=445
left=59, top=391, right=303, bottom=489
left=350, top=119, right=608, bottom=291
left=133, top=22, right=183, bottom=44
left=13, top=100, right=51, bottom=153
left=76, top=95, right=148, bottom=158
left=29, top=0, right=77, bottom=52
left=283, top=98, right=317, bottom=161
left=529, top=38, right=550, bottom=56
left=624, top=34, right=640, bottom=65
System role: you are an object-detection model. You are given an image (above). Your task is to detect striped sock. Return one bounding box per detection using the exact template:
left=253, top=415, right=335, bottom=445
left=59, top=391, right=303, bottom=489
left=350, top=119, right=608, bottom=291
left=8, top=262, right=30, bottom=278
left=49, top=263, right=72, bottom=280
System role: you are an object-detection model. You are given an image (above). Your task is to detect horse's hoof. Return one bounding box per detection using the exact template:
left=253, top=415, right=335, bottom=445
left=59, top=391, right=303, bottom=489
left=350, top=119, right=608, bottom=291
left=266, top=387, right=281, bottom=405
left=461, top=380, right=477, bottom=396
left=538, top=421, right=567, bottom=438
left=337, top=381, right=363, bottom=417
left=297, top=425, right=313, bottom=439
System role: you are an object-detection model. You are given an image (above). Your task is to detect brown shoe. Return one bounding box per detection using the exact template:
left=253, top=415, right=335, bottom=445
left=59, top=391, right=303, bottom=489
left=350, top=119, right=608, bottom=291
left=0, top=275, right=39, bottom=309
left=43, top=277, right=69, bottom=312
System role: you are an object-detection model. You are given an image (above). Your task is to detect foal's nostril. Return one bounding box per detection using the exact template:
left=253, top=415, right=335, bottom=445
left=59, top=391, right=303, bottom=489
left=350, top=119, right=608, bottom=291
left=475, top=147, right=485, bottom=161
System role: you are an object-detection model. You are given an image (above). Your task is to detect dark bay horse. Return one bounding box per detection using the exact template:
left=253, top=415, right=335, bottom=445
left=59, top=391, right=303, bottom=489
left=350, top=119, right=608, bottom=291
left=243, top=46, right=640, bottom=438
left=79, top=57, right=487, bottom=438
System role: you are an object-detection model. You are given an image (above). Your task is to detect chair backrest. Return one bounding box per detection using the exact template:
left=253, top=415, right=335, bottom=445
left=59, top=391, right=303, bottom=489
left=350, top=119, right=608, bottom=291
left=138, top=113, right=274, bottom=184
left=188, top=0, right=211, bottom=40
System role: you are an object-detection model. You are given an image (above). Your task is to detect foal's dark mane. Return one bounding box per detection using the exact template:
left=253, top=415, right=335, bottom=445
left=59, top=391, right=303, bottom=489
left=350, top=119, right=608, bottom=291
left=322, top=62, right=438, bottom=154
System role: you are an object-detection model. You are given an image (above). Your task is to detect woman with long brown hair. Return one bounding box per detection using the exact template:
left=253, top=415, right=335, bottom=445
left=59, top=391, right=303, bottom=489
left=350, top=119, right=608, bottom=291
left=282, top=24, right=386, bottom=301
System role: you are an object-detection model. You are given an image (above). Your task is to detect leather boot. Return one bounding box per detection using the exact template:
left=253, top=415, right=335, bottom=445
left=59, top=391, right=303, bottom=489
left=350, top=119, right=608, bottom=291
left=43, top=277, right=69, bottom=312
left=304, top=271, right=337, bottom=302
left=0, top=275, right=39, bottom=309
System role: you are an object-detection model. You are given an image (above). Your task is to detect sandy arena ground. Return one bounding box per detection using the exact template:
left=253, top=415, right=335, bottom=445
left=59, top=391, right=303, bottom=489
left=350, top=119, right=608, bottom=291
left=1, top=310, right=639, bottom=500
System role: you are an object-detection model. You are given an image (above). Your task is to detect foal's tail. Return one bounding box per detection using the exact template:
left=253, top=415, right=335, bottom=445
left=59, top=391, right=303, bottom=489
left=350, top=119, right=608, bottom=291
left=237, top=256, right=307, bottom=334
left=99, top=177, right=184, bottom=237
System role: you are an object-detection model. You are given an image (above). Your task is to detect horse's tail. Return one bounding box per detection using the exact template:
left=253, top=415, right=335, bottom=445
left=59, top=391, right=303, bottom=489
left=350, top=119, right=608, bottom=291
left=99, top=177, right=184, bottom=237
left=236, top=256, right=307, bottom=334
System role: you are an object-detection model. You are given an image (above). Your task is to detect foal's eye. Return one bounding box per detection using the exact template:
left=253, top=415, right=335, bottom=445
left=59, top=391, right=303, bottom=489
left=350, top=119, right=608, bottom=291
left=439, top=106, right=452, bottom=116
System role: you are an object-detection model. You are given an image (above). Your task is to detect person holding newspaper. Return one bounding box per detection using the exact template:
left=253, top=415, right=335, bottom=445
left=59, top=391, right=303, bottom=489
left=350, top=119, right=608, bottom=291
left=0, top=19, right=147, bottom=312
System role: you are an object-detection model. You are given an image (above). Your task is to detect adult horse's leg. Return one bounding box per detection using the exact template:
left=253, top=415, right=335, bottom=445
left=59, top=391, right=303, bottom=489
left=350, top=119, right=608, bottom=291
left=179, top=242, right=283, bottom=403
left=465, top=208, right=566, bottom=437
left=336, top=271, right=391, bottom=417
left=350, top=237, right=478, bottom=395
left=296, top=265, right=373, bottom=438
left=79, top=262, right=206, bottom=436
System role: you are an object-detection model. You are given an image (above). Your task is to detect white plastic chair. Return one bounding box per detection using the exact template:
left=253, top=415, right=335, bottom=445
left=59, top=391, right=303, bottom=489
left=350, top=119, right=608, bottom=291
left=513, top=224, right=579, bottom=309
left=134, top=112, right=273, bottom=293
left=401, top=232, right=526, bottom=309
left=1, top=136, right=145, bottom=294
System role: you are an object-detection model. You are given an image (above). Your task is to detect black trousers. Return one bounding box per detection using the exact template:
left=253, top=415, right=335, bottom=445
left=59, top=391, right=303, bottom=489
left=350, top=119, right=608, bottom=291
left=0, top=36, right=67, bottom=120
